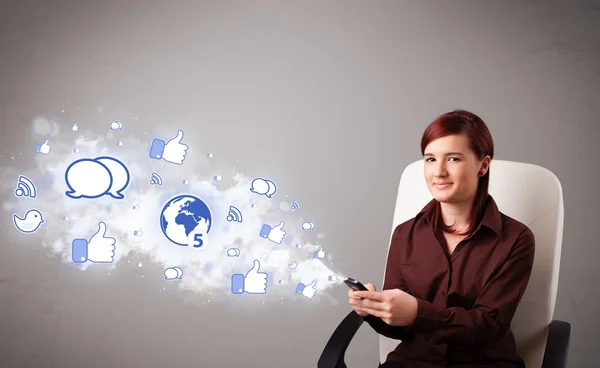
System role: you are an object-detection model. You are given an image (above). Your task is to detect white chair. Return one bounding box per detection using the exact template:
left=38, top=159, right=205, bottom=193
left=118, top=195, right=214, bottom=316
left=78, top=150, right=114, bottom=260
left=318, top=159, right=570, bottom=368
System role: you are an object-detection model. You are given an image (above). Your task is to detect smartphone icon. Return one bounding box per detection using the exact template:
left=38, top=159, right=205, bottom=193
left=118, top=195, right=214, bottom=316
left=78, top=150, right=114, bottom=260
left=344, top=277, right=369, bottom=291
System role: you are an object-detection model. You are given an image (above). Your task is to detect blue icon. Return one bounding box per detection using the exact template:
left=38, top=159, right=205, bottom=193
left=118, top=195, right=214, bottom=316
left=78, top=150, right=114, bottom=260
left=296, top=280, right=317, bottom=299
left=213, top=174, right=222, bottom=181
left=72, top=222, right=116, bottom=263
left=291, top=200, right=300, bottom=210
left=259, top=221, right=286, bottom=244
left=150, top=172, right=162, bottom=185
left=226, top=206, right=243, bottom=223
left=302, top=221, right=315, bottom=230
left=110, top=121, right=123, bottom=130
left=14, top=175, right=37, bottom=198
left=13, top=209, right=44, bottom=233
left=313, top=248, right=325, bottom=258
left=65, top=156, right=130, bottom=199
left=149, top=130, right=188, bottom=165
left=231, top=260, right=268, bottom=294
left=160, top=194, right=212, bottom=247
left=250, top=177, right=277, bottom=198
left=164, top=267, right=183, bottom=280
left=34, top=140, right=51, bottom=154
left=227, top=248, right=240, bottom=257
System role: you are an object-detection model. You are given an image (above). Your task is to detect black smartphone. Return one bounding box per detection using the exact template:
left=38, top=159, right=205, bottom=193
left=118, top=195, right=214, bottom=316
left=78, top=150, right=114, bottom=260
left=344, top=277, right=369, bottom=291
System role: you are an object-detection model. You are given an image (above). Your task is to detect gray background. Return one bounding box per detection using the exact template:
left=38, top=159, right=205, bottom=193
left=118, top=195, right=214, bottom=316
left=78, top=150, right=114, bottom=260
left=1, top=0, right=599, bottom=367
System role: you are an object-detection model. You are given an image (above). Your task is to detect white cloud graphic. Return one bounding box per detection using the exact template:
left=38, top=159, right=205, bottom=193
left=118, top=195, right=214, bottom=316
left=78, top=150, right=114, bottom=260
left=2, top=119, right=346, bottom=305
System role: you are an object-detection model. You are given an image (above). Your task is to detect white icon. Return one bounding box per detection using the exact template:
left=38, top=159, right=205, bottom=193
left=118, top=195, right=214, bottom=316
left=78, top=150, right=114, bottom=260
left=291, top=200, right=300, bottom=210
left=182, top=180, right=189, bottom=184
left=213, top=174, right=222, bottom=181
left=260, top=221, right=286, bottom=244
left=65, top=156, right=130, bottom=199
left=110, top=121, right=123, bottom=130
left=14, top=175, right=37, bottom=198
left=243, top=260, right=268, bottom=293
left=73, top=148, right=80, bottom=153
left=63, top=216, right=69, bottom=221
left=278, top=280, right=285, bottom=284
left=295, top=244, right=302, bottom=249
left=164, top=267, right=184, bottom=280
left=116, top=141, right=123, bottom=147
left=162, top=130, right=188, bottom=165
left=302, top=221, right=315, bottom=230
left=71, top=123, right=79, bottom=131
left=13, top=209, right=44, bottom=233
left=132, top=205, right=139, bottom=210
left=328, top=275, right=338, bottom=281
left=150, top=172, right=162, bottom=185
left=313, top=248, right=325, bottom=258
left=227, top=248, right=241, bottom=257
left=87, top=222, right=116, bottom=263
left=288, top=261, right=298, bottom=269
left=35, top=140, right=51, bottom=154
left=133, top=228, right=143, bottom=237
left=207, top=153, right=214, bottom=158
left=250, top=177, right=277, bottom=198
left=226, top=206, right=243, bottom=222
left=296, top=280, right=317, bottom=299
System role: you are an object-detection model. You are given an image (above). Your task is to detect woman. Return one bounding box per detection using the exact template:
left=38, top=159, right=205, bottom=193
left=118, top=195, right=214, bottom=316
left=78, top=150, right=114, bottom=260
left=349, top=110, right=535, bottom=368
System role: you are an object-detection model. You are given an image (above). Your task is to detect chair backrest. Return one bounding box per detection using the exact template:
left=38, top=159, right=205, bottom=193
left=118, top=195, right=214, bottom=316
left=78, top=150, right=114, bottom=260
left=379, top=159, right=564, bottom=368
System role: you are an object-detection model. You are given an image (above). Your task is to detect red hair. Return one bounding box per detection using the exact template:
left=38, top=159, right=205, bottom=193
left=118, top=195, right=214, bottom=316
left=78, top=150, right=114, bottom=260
left=420, top=109, right=494, bottom=237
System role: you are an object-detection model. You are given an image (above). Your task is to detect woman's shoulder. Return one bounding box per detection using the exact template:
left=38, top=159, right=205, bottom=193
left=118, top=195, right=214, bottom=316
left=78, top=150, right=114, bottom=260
left=498, top=211, right=536, bottom=246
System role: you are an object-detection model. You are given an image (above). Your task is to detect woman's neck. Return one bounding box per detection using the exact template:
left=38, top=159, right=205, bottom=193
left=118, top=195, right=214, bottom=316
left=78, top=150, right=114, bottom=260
left=439, top=199, right=473, bottom=231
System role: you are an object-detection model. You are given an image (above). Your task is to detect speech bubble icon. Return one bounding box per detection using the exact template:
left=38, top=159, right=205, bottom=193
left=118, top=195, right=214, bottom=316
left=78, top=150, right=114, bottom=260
left=95, top=156, right=130, bottom=199
left=65, top=158, right=112, bottom=199
left=250, top=177, right=277, bottom=198
left=227, top=248, right=240, bottom=257
left=164, top=267, right=178, bottom=280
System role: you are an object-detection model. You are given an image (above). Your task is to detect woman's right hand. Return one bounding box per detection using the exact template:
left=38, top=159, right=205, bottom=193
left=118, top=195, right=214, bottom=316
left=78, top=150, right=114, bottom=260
left=348, top=283, right=376, bottom=317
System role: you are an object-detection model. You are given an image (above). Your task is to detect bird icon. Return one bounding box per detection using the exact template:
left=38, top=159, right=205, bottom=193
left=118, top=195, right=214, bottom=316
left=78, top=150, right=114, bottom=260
left=13, top=209, right=44, bottom=233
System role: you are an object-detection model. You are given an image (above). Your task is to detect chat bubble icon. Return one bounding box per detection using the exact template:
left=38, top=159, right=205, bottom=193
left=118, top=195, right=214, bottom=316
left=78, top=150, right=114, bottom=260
left=250, top=177, right=277, bottom=198
left=65, top=158, right=112, bottom=199
left=110, top=121, right=123, bottom=130
left=95, top=156, right=130, bottom=199
left=164, top=267, right=178, bottom=280
left=227, top=248, right=240, bottom=257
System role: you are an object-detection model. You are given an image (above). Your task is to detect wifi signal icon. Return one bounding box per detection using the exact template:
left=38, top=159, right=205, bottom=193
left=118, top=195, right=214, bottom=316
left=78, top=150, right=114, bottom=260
left=226, top=205, right=243, bottom=223
left=291, top=200, right=300, bottom=210
left=149, top=172, right=162, bottom=185
left=14, top=175, right=37, bottom=198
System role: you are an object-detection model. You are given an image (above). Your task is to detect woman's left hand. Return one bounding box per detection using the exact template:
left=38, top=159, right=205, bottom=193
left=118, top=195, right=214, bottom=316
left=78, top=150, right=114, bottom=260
left=352, top=289, right=419, bottom=326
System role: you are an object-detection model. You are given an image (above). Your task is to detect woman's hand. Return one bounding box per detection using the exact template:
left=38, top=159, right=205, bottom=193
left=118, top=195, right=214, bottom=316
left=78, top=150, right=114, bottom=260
left=348, top=283, right=376, bottom=317
left=353, top=288, right=419, bottom=327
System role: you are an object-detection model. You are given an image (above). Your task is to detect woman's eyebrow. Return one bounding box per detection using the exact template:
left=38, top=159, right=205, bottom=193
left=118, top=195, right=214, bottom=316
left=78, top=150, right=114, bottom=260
left=424, top=152, right=465, bottom=157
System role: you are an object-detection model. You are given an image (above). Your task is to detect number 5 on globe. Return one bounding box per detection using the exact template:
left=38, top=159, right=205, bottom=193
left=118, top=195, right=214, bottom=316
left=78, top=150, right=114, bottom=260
left=188, top=229, right=207, bottom=248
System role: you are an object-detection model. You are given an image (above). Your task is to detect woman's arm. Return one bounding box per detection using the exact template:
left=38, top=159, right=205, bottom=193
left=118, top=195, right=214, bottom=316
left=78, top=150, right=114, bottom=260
left=362, top=225, right=415, bottom=341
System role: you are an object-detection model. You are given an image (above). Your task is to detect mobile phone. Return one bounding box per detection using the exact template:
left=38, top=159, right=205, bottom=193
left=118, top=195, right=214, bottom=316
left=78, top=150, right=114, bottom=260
left=344, top=277, right=369, bottom=291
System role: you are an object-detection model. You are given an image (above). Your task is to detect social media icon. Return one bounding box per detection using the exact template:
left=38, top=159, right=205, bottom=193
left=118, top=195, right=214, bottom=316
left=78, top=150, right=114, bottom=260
left=328, top=275, right=338, bottom=281
left=291, top=200, right=300, bottom=210
left=160, top=194, right=212, bottom=247
left=71, top=222, right=116, bottom=263
left=231, top=259, right=268, bottom=294
left=13, top=209, right=44, bottom=233
left=133, top=228, right=143, bottom=237
left=250, top=177, right=277, bottom=198
left=71, top=123, right=79, bottom=131
left=288, top=261, right=298, bottom=269
left=227, top=248, right=240, bottom=257
left=34, top=140, right=51, bottom=154
left=213, top=175, right=222, bottom=181
left=302, top=221, right=315, bottom=230
left=164, top=267, right=183, bottom=280
left=259, top=221, right=286, bottom=244
left=149, top=130, right=188, bottom=165
left=65, top=156, right=130, bottom=199
left=313, top=248, right=325, bottom=258
left=295, top=281, right=317, bottom=299
left=226, top=206, right=242, bottom=223
left=110, top=121, right=123, bottom=130
left=149, top=172, right=162, bottom=185
left=14, top=175, right=37, bottom=198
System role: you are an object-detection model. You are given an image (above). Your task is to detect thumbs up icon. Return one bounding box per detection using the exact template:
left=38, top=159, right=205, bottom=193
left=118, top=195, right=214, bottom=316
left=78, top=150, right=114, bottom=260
left=34, top=140, right=51, bottom=154
left=71, top=221, right=117, bottom=263
left=259, top=221, right=286, bottom=244
left=70, top=123, right=79, bottom=131
left=231, top=259, right=268, bottom=294
left=296, top=280, right=317, bottom=299
left=149, top=130, right=188, bottom=165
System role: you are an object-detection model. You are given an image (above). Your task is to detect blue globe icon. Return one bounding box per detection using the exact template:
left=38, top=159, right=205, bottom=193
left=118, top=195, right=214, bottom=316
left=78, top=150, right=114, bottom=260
left=160, top=194, right=213, bottom=246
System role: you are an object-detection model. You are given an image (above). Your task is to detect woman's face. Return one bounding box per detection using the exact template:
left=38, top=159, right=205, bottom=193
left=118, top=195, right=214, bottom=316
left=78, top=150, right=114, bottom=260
left=423, top=134, right=489, bottom=205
